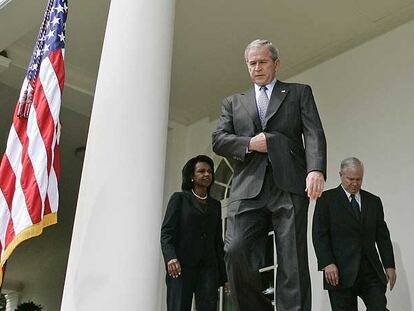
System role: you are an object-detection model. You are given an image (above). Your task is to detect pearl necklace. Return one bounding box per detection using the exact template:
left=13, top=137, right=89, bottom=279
left=192, top=189, right=207, bottom=200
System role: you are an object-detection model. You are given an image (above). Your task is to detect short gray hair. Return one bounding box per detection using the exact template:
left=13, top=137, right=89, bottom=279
left=340, top=157, right=364, bottom=173
left=244, top=39, right=280, bottom=61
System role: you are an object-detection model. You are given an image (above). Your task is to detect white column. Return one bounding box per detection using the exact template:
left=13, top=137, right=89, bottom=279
left=5, top=291, right=19, bottom=311
left=61, top=0, right=175, bottom=309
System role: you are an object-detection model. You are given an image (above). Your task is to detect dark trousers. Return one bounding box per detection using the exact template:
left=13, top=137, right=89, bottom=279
left=225, top=169, right=311, bottom=311
left=166, top=264, right=218, bottom=311
left=328, top=257, right=387, bottom=311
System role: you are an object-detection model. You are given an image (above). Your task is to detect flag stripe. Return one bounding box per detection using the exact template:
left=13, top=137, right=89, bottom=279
left=47, top=124, right=60, bottom=214
left=39, top=55, right=62, bottom=125
left=32, top=79, right=55, bottom=178
left=7, top=125, right=37, bottom=234
left=0, top=158, right=17, bottom=248
left=48, top=50, right=65, bottom=94
left=5, top=220, right=15, bottom=248
left=0, top=157, right=16, bottom=209
left=0, top=191, right=12, bottom=249
left=16, top=113, right=43, bottom=224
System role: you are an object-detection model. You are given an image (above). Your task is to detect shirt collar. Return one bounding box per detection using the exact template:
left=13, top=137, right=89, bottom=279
left=341, top=185, right=361, bottom=201
left=254, top=79, right=277, bottom=96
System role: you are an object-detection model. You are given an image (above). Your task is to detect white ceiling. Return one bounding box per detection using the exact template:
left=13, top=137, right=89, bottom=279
left=0, top=0, right=110, bottom=117
left=170, top=0, right=414, bottom=124
left=0, top=0, right=414, bottom=124
left=1, top=0, right=414, bottom=124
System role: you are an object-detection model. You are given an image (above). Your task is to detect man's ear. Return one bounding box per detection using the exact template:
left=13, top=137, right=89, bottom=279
left=274, top=58, right=281, bottom=71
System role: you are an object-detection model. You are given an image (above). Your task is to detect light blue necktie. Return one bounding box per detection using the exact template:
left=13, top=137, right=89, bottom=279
left=257, top=86, right=269, bottom=128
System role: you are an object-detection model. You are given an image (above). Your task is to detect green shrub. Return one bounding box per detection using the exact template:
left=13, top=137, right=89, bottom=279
left=15, top=301, right=42, bottom=311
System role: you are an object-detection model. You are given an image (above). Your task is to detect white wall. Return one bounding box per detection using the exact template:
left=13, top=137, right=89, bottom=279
left=163, top=118, right=218, bottom=202
left=162, top=19, right=414, bottom=311
left=291, top=19, right=414, bottom=311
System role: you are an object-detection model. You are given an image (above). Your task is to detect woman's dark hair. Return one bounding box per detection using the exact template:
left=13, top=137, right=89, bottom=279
left=181, top=155, right=215, bottom=192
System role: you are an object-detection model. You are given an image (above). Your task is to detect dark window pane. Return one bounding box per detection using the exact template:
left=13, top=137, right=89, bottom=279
left=214, top=158, right=234, bottom=185
left=263, top=234, right=274, bottom=268
left=210, top=183, right=226, bottom=201
left=261, top=270, right=275, bottom=306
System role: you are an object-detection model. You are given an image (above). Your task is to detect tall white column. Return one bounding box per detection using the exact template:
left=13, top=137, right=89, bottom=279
left=61, top=0, right=175, bottom=309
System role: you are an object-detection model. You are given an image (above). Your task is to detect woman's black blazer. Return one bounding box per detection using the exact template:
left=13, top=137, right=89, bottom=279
left=161, top=191, right=227, bottom=285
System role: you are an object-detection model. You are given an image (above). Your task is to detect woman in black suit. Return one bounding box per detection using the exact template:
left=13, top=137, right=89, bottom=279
left=161, top=155, right=228, bottom=311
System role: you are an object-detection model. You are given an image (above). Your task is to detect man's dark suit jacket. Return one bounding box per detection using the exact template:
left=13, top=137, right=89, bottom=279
left=312, top=186, right=395, bottom=290
left=212, top=81, right=326, bottom=201
left=160, top=191, right=227, bottom=285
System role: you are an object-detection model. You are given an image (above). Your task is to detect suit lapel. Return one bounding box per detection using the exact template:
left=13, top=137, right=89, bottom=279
left=240, top=88, right=261, bottom=131
left=184, top=191, right=206, bottom=214
left=240, top=81, right=290, bottom=130
left=264, top=80, right=289, bottom=127
left=360, top=190, right=369, bottom=226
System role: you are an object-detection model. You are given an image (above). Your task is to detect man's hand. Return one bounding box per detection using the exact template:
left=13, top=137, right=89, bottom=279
left=248, top=133, right=267, bottom=153
left=323, top=263, right=339, bottom=286
left=386, top=267, right=396, bottom=291
left=167, top=258, right=181, bottom=278
left=306, top=171, right=324, bottom=200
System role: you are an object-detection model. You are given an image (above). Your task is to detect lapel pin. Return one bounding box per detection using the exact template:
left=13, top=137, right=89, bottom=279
left=281, top=90, right=286, bottom=93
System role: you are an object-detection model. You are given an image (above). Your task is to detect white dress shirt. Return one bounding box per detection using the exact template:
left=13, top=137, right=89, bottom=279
left=254, top=79, right=277, bottom=103
left=341, top=185, right=361, bottom=211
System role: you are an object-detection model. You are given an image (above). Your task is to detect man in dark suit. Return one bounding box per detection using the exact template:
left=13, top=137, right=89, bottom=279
left=212, top=39, right=326, bottom=311
left=312, top=157, right=396, bottom=310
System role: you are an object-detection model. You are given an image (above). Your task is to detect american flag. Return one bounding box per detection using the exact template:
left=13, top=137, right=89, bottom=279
left=0, top=0, right=67, bottom=284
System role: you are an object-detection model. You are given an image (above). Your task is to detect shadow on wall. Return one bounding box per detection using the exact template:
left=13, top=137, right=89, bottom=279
left=387, top=242, right=412, bottom=310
